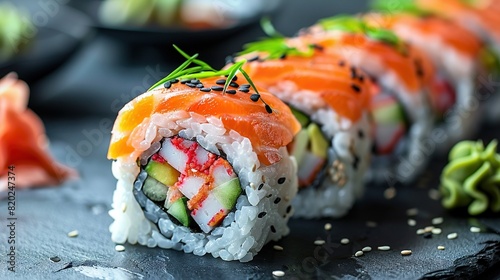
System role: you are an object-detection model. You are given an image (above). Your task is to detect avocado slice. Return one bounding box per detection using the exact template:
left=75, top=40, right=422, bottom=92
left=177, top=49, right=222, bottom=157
left=145, top=160, right=180, bottom=186
left=167, top=197, right=190, bottom=227
left=213, top=178, right=242, bottom=210
left=291, top=129, right=310, bottom=163
left=307, top=123, right=329, bottom=158
left=373, top=101, right=406, bottom=124
left=143, top=177, right=168, bottom=202
left=291, top=107, right=310, bottom=127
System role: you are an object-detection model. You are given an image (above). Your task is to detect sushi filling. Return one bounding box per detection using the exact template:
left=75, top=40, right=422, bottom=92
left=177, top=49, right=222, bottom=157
left=137, top=136, right=242, bottom=233
left=288, top=107, right=329, bottom=189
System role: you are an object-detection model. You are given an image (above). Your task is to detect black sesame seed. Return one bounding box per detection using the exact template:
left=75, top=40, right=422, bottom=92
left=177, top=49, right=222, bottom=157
left=216, top=79, right=226, bottom=85
left=191, top=79, right=199, bottom=84
left=274, top=197, right=281, bottom=204
left=258, top=212, right=267, bottom=218
left=423, top=232, right=432, bottom=239
left=351, top=84, right=361, bottom=93
left=310, top=43, right=324, bottom=51
left=186, top=83, right=196, bottom=88
left=267, top=194, right=273, bottom=198
left=280, top=53, right=287, bottom=59
left=350, top=67, right=357, bottom=79
left=229, top=82, right=239, bottom=88
left=239, top=88, right=250, bottom=93
left=353, top=155, right=360, bottom=170
left=240, top=84, right=250, bottom=88
left=211, top=86, right=224, bottom=91
left=271, top=225, right=276, bottom=233
left=265, top=105, right=273, bottom=114
left=286, top=205, right=292, bottom=214
left=358, top=75, right=364, bottom=83
left=196, top=84, right=204, bottom=88
left=250, top=94, right=260, bottom=102
left=180, top=79, right=190, bottom=84
left=248, top=56, right=260, bottom=62
left=258, top=183, right=264, bottom=190
left=232, top=75, right=237, bottom=81
left=278, top=177, right=286, bottom=184
left=339, top=60, right=345, bottom=67
left=164, top=81, right=171, bottom=89
left=200, top=88, right=211, bottom=92
left=170, top=79, right=179, bottom=83
left=358, top=130, right=364, bottom=139
left=226, top=89, right=237, bottom=94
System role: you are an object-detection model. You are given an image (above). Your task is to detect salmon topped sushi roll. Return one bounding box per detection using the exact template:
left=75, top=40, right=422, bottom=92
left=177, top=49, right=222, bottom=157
left=293, top=16, right=437, bottom=184
left=231, top=39, right=372, bottom=218
left=364, top=10, right=486, bottom=149
left=107, top=48, right=300, bottom=261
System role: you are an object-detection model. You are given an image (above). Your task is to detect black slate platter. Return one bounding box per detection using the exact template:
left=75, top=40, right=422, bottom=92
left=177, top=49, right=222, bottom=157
left=0, top=118, right=498, bottom=280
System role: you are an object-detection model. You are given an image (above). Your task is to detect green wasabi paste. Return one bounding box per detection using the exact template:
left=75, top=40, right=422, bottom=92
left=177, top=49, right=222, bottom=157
left=440, top=140, right=500, bottom=215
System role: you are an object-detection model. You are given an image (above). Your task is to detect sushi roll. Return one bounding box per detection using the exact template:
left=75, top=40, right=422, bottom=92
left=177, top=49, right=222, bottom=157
left=233, top=40, right=372, bottom=218
left=363, top=10, right=486, bottom=150
left=294, top=16, right=437, bottom=185
left=107, top=50, right=301, bottom=262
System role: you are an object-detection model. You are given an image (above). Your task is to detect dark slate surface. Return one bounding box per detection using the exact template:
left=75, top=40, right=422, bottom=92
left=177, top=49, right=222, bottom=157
left=1, top=118, right=499, bottom=280
left=1, top=0, right=500, bottom=279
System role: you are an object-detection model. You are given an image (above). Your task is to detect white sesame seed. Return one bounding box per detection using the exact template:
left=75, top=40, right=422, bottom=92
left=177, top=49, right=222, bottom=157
left=428, top=189, right=441, bottom=200
left=362, top=246, right=372, bottom=252
left=67, top=230, right=79, bottom=238
left=384, top=187, right=397, bottom=200
left=416, top=229, right=426, bottom=235
left=447, top=233, right=458, bottom=240
left=437, top=246, right=445, bottom=250
left=406, top=208, right=419, bottom=216
left=432, top=217, right=444, bottom=225
left=470, top=227, right=481, bottom=233
left=401, top=250, right=412, bottom=256
left=272, top=270, right=285, bottom=277
left=366, top=221, right=378, bottom=228
left=424, top=226, right=435, bottom=232
left=340, top=238, right=350, bottom=245
left=378, top=246, right=391, bottom=251
left=407, top=219, right=417, bottom=226
left=273, top=245, right=284, bottom=251
left=324, top=223, right=332, bottom=231
left=314, top=240, right=325, bottom=246
left=355, top=251, right=364, bottom=257
left=432, top=228, right=442, bottom=235
left=115, top=245, right=125, bottom=252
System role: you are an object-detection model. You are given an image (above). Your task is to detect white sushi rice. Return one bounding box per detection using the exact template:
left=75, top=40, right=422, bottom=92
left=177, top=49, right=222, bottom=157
left=268, top=83, right=372, bottom=218
left=109, top=110, right=298, bottom=262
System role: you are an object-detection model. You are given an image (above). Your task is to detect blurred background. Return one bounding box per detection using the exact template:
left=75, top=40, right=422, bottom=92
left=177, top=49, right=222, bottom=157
left=0, top=0, right=369, bottom=118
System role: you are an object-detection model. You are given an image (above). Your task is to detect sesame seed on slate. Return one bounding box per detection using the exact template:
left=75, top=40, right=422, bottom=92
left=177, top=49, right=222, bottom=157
left=67, top=230, right=79, bottom=238
left=265, top=105, right=273, bottom=113
left=362, top=246, right=372, bottom=252
left=351, top=84, right=361, bottom=93
left=239, top=88, right=250, bottom=93
left=324, top=223, right=332, bottom=231
left=272, top=270, right=285, bottom=277
left=258, top=212, right=267, bottom=218
left=115, top=245, right=125, bottom=252
left=250, top=94, right=260, bottom=102
left=314, top=240, right=326, bottom=246
left=377, top=246, right=391, bottom=251
left=258, top=183, right=264, bottom=190
left=164, top=81, right=171, bottom=89
left=200, top=88, right=211, bottom=92
left=226, top=89, right=237, bottom=94
left=416, top=229, right=425, bottom=235
left=401, top=250, right=412, bottom=256
left=190, top=79, right=199, bottom=84
left=196, top=84, right=203, bottom=88
left=355, top=251, right=364, bottom=257
left=229, top=82, right=239, bottom=88
left=273, top=245, right=284, bottom=251
left=470, top=227, right=481, bottom=233
left=437, top=246, right=445, bottom=250
left=406, top=208, right=419, bottom=216
left=216, top=79, right=226, bottom=85
left=408, top=219, right=417, bottom=226
left=211, top=86, right=224, bottom=91
left=180, top=79, right=190, bottom=84
left=432, top=217, right=444, bottom=225
left=274, top=197, right=281, bottom=204
left=447, top=233, right=458, bottom=240
left=186, top=83, right=196, bottom=88
left=432, top=228, right=442, bottom=235
left=341, top=238, right=350, bottom=245
left=423, top=232, right=432, bottom=239
left=278, top=177, right=286, bottom=184
left=271, top=225, right=276, bottom=233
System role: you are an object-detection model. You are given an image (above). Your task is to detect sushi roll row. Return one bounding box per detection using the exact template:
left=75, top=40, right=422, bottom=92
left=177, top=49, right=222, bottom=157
left=107, top=0, right=500, bottom=262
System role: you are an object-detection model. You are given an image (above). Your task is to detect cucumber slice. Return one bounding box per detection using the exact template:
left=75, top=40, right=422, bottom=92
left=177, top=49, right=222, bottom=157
left=307, top=123, right=329, bottom=158
left=291, top=107, right=310, bottom=127
left=143, top=177, right=168, bottom=202
left=291, top=129, right=309, bottom=163
left=167, top=197, right=190, bottom=227
left=213, top=178, right=241, bottom=210
left=145, top=160, right=180, bottom=186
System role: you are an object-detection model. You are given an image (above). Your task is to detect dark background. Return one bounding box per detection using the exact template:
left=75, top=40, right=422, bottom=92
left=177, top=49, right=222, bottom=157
left=1, top=0, right=499, bottom=279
